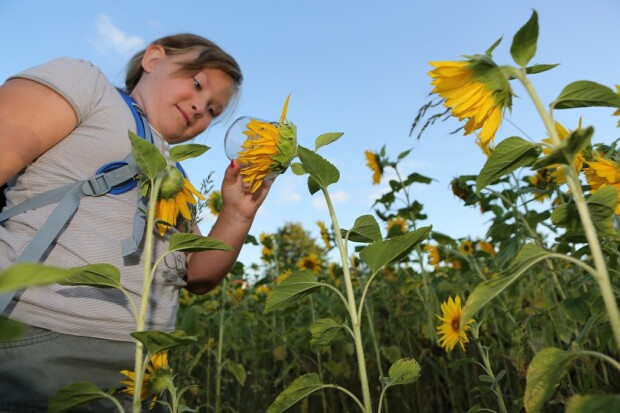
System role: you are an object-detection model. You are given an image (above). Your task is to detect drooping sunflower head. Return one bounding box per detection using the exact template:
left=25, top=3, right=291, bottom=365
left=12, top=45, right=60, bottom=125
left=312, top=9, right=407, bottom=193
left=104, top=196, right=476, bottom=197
left=436, top=295, right=475, bottom=352
left=364, top=150, right=383, bottom=185
left=154, top=166, right=206, bottom=236
left=237, top=95, right=298, bottom=193
left=428, top=55, right=514, bottom=154
left=120, top=351, right=172, bottom=408
left=424, top=244, right=441, bottom=267
left=316, top=220, right=332, bottom=249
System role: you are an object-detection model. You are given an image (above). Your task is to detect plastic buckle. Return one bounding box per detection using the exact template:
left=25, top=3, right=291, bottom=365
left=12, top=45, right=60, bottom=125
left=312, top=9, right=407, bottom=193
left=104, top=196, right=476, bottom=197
left=82, top=174, right=112, bottom=196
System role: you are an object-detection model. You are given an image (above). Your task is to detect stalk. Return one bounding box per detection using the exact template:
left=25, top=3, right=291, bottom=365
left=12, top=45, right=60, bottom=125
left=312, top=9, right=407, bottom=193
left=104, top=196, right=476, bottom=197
left=323, top=186, right=372, bottom=412
left=214, top=278, right=227, bottom=413
left=511, top=67, right=620, bottom=349
left=132, top=177, right=162, bottom=413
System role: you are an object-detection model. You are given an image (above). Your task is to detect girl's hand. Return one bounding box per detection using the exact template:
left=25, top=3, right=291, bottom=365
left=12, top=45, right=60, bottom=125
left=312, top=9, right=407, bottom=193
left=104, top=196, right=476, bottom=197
left=220, top=159, right=273, bottom=222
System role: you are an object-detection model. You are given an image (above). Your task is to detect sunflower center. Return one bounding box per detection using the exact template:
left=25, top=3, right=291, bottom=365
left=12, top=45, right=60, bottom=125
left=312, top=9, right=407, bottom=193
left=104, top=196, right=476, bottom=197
left=451, top=316, right=461, bottom=332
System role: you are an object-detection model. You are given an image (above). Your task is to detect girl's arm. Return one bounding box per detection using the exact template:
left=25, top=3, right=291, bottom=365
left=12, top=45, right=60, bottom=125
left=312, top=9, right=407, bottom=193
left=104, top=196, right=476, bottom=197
left=184, top=160, right=272, bottom=294
left=0, top=78, right=77, bottom=186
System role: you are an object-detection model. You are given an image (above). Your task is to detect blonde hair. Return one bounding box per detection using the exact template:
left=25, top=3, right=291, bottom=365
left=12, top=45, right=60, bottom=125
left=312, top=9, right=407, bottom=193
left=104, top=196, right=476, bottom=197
left=125, top=33, right=242, bottom=94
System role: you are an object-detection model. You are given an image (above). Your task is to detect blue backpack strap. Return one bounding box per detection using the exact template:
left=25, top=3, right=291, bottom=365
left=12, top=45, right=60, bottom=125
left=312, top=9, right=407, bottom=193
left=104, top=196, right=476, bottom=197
left=0, top=90, right=149, bottom=313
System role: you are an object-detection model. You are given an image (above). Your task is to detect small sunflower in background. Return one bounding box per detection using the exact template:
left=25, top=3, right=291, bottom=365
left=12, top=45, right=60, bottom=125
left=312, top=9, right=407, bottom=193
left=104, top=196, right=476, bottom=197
left=436, top=296, right=475, bottom=352
left=364, top=150, right=383, bottom=185
left=207, top=190, right=222, bottom=216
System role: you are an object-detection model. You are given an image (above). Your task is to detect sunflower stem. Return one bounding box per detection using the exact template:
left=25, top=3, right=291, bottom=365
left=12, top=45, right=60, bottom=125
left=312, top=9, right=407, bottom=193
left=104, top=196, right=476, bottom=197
left=132, top=177, right=163, bottom=413
left=323, top=186, right=373, bottom=412
left=512, top=66, right=620, bottom=350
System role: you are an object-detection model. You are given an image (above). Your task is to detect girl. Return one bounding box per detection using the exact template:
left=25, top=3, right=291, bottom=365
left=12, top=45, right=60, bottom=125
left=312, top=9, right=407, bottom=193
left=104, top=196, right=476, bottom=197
left=0, top=33, right=271, bottom=411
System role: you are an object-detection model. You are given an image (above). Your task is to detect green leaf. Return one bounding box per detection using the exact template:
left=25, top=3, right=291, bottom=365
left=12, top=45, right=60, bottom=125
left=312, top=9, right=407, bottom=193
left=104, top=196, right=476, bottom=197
left=307, top=175, right=321, bottom=195
left=309, top=318, right=346, bottom=347
left=169, top=143, right=210, bottom=162
left=297, top=146, right=340, bottom=191
left=526, top=64, right=559, bottom=75
left=0, top=316, right=24, bottom=341
left=476, top=137, right=541, bottom=194
left=130, top=330, right=198, bottom=354
left=381, top=358, right=422, bottom=386
left=225, top=361, right=247, bottom=386
left=359, top=226, right=432, bottom=273
left=566, top=394, right=620, bottom=413
left=290, top=162, right=307, bottom=176
left=587, top=185, right=618, bottom=237
left=264, top=270, right=323, bottom=313
left=532, top=126, right=593, bottom=169
left=461, top=244, right=550, bottom=329
left=552, top=81, right=620, bottom=110
left=168, top=233, right=232, bottom=253
left=128, top=130, right=167, bottom=181
left=510, top=10, right=539, bottom=67
left=0, top=263, right=119, bottom=293
left=524, top=347, right=579, bottom=413
left=48, top=382, right=109, bottom=413
left=58, top=264, right=121, bottom=289
left=485, top=37, right=502, bottom=56
left=315, top=132, right=344, bottom=151
left=552, top=186, right=617, bottom=238
left=266, top=373, right=324, bottom=413
left=342, top=215, right=382, bottom=243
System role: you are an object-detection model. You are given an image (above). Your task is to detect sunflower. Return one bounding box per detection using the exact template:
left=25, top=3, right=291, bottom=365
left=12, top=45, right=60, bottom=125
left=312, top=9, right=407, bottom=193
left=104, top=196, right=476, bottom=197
left=526, top=168, right=552, bottom=202
left=207, top=190, right=222, bottom=216
left=428, top=58, right=513, bottom=154
left=155, top=167, right=205, bottom=236
left=316, top=220, right=332, bottom=249
left=276, top=269, right=292, bottom=284
left=387, top=216, right=408, bottom=235
left=424, top=244, right=441, bottom=267
left=296, top=253, right=322, bottom=274
left=584, top=156, right=620, bottom=214
left=255, top=284, right=270, bottom=296
left=542, top=121, right=586, bottom=184
left=436, top=296, right=475, bottom=352
left=120, top=351, right=172, bottom=409
left=238, top=95, right=297, bottom=193
left=364, top=150, right=383, bottom=184
left=458, top=240, right=474, bottom=256
left=478, top=241, right=496, bottom=256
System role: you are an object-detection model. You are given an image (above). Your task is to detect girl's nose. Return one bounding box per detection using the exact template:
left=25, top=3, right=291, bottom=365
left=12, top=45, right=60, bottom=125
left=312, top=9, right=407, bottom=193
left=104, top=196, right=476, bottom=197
left=192, top=104, right=204, bottom=118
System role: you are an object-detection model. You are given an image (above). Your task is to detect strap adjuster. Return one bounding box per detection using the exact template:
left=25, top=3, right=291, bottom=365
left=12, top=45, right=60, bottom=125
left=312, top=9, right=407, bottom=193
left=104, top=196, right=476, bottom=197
left=82, top=174, right=112, bottom=196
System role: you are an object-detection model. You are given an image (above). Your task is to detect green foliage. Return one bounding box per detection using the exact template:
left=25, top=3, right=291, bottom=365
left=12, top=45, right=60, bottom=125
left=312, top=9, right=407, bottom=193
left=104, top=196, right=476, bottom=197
left=552, top=80, right=620, bottom=110
left=131, top=330, right=198, bottom=355
left=48, top=382, right=110, bottom=413
left=266, top=373, right=325, bottom=413
left=510, top=10, right=539, bottom=67
left=264, top=270, right=323, bottom=313
left=524, top=348, right=579, bottom=413
left=169, top=143, right=210, bottom=163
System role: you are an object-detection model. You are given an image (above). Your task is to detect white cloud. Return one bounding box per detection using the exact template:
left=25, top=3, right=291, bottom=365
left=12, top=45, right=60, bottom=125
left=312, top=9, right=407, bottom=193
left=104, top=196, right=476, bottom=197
left=276, top=181, right=302, bottom=203
left=91, top=14, right=144, bottom=56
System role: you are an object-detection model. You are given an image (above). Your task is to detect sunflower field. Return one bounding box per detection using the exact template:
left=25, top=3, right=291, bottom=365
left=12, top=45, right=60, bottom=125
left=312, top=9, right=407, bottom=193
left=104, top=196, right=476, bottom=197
left=167, top=11, right=620, bottom=413
left=1, top=9, right=619, bottom=413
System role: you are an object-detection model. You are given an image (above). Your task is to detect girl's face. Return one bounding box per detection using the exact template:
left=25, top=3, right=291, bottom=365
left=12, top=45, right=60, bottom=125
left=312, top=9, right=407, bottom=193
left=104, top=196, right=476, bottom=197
left=133, top=46, right=235, bottom=144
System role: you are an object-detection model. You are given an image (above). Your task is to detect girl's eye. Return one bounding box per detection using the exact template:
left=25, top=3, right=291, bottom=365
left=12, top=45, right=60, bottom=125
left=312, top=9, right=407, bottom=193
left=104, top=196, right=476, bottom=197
left=193, top=78, right=202, bottom=90
left=207, top=106, right=216, bottom=118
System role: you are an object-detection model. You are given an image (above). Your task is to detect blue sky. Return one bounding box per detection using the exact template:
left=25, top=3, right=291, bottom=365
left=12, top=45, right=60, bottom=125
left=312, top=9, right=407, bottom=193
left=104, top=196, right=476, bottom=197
left=1, top=1, right=619, bottom=265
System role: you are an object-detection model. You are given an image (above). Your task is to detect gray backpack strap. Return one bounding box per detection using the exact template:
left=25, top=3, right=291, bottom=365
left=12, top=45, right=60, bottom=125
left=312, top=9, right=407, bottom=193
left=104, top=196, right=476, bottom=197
left=121, top=195, right=148, bottom=258
left=0, top=161, right=141, bottom=313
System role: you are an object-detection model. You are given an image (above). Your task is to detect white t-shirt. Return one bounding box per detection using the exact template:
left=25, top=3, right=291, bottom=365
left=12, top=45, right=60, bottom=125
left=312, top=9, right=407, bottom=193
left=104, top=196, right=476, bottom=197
left=0, top=57, right=188, bottom=341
